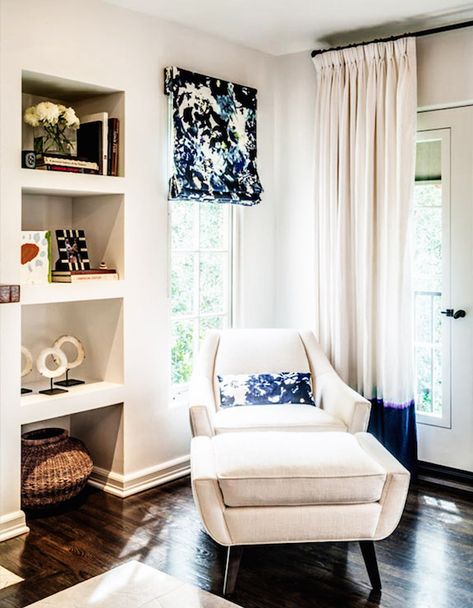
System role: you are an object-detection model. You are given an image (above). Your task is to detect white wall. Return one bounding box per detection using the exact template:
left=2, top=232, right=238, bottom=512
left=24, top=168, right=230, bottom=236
left=273, top=51, right=317, bottom=328
left=0, top=0, right=277, bottom=517
left=417, top=29, right=473, bottom=109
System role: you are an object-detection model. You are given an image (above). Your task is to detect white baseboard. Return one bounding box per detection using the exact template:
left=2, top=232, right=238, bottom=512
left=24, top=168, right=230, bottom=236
left=88, top=454, right=190, bottom=498
left=0, top=510, right=29, bottom=542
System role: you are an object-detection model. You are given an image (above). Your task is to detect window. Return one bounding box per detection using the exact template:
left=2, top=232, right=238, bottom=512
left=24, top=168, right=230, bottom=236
left=170, top=201, right=233, bottom=395
left=413, top=132, right=450, bottom=425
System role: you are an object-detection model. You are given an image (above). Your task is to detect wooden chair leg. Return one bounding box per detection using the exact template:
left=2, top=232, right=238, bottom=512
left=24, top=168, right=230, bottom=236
left=223, top=546, right=243, bottom=595
left=359, top=541, right=382, bottom=590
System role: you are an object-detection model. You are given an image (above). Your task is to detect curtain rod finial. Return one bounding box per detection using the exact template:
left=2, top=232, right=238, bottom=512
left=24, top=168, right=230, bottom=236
left=311, top=41, right=331, bottom=58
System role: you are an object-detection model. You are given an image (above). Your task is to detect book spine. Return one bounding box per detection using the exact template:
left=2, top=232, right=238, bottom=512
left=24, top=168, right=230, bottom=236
left=52, top=274, right=118, bottom=283
left=111, top=119, right=119, bottom=177
left=107, top=120, right=112, bottom=176
left=37, top=165, right=99, bottom=174
left=52, top=269, right=117, bottom=275
left=70, top=274, right=118, bottom=282
left=37, top=155, right=99, bottom=170
left=102, top=118, right=108, bottom=176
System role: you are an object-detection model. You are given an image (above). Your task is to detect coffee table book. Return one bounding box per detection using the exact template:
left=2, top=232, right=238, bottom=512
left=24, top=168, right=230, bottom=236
left=51, top=269, right=118, bottom=283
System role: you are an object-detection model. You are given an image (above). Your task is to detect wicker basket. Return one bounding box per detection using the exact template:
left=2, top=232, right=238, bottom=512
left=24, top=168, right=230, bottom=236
left=21, top=427, right=93, bottom=508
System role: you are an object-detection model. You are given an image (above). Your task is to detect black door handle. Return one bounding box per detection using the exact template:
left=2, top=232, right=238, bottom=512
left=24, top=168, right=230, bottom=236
left=441, top=309, right=466, bottom=319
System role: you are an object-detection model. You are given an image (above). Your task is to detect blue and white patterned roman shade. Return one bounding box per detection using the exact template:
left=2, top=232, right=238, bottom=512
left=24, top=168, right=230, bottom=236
left=164, top=66, right=263, bottom=205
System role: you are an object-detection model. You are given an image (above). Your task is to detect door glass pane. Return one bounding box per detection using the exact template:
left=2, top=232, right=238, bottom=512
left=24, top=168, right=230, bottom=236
left=413, top=203, right=442, bottom=292
left=415, top=345, right=433, bottom=413
left=432, top=346, right=442, bottom=417
left=415, top=293, right=432, bottom=343
left=413, top=138, right=444, bottom=419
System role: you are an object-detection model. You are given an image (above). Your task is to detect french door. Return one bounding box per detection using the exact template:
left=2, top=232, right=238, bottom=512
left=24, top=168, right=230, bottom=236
left=415, top=107, right=473, bottom=471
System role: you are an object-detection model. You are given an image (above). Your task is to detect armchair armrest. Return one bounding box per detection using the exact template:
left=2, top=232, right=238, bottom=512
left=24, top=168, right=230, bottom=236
left=316, top=371, right=371, bottom=433
left=189, top=374, right=216, bottom=437
left=298, top=329, right=370, bottom=432
left=191, top=437, right=232, bottom=545
left=355, top=433, right=410, bottom=539
left=189, top=330, right=221, bottom=437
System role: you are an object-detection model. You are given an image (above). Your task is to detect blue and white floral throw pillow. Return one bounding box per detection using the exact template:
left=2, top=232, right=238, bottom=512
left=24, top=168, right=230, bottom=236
left=218, top=372, right=315, bottom=408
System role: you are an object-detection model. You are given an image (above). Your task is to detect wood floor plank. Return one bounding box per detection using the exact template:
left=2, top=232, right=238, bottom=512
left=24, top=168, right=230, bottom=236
left=0, top=478, right=472, bottom=608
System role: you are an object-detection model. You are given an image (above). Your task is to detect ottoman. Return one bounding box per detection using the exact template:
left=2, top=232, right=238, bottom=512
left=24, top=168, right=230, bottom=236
left=191, top=431, right=410, bottom=594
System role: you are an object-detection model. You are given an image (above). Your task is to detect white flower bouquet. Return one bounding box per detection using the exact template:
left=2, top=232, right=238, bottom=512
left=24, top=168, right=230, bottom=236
left=24, top=101, right=80, bottom=156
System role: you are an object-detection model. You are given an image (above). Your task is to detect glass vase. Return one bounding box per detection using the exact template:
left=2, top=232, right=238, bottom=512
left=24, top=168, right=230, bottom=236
left=34, top=126, right=75, bottom=157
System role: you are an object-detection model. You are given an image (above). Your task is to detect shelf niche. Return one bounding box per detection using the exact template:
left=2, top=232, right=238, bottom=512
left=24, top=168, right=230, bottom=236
left=21, top=298, right=124, bottom=389
left=21, top=402, right=124, bottom=507
left=22, top=190, right=124, bottom=281
left=22, top=70, right=125, bottom=178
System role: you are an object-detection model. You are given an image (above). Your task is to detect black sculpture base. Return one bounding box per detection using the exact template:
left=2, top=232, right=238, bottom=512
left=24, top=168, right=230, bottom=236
left=21, top=387, right=33, bottom=394
left=54, top=378, right=85, bottom=387
left=39, top=378, right=68, bottom=396
left=54, top=369, right=85, bottom=388
left=39, top=387, right=68, bottom=395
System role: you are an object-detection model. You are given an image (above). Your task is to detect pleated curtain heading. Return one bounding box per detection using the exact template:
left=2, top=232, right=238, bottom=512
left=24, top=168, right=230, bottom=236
left=164, top=66, right=263, bottom=206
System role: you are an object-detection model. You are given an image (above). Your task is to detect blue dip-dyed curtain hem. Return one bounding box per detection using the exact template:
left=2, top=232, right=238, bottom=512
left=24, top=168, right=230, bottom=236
left=164, top=66, right=263, bottom=205
left=368, top=399, right=418, bottom=472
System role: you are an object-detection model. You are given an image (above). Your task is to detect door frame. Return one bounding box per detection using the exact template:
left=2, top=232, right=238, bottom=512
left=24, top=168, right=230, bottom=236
left=414, top=127, right=451, bottom=429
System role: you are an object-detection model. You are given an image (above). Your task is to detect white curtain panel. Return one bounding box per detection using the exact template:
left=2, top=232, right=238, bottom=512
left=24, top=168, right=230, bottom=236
left=312, top=38, right=417, bottom=409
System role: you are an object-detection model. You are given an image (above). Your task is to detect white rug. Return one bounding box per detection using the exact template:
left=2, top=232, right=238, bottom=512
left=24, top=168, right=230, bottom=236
left=26, top=560, right=241, bottom=607
left=0, top=565, right=23, bottom=590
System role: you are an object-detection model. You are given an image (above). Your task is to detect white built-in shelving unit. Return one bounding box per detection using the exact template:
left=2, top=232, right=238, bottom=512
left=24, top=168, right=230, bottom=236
left=20, top=381, right=126, bottom=425
left=0, top=70, right=128, bottom=540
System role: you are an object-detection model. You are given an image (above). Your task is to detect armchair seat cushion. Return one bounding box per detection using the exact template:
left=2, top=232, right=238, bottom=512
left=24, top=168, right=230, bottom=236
left=212, top=432, right=387, bottom=507
left=213, top=404, right=347, bottom=434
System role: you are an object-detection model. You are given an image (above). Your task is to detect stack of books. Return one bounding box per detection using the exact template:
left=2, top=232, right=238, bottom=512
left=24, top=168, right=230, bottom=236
left=51, top=269, right=118, bottom=283
left=76, top=114, right=120, bottom=176
left=36, top=154, right=99, bottom=174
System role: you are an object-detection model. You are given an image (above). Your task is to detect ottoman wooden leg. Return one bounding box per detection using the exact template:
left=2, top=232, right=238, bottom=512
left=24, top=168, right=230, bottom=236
left=359, top=541, right=382, bottom=590
left=223, top=546, right=244, bottom=595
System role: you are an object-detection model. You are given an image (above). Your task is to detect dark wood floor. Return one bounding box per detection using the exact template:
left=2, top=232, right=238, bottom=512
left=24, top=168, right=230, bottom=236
left=1, top=477, right=472, bottom=608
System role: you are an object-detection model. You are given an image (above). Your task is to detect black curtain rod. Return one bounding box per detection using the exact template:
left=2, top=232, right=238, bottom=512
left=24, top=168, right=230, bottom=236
left=311, top=19, right=473, bottom=57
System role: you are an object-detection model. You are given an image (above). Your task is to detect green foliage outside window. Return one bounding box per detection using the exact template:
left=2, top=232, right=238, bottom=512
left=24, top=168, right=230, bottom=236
left=413, top=180, right=443, bottom=416
left=170, top=202, right=231, bottom=388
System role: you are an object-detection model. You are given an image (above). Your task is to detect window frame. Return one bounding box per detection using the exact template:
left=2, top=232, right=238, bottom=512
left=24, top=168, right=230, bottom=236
left=414, top=128, right=452, bottom=429
left=168, top=200, right=235, bottom=403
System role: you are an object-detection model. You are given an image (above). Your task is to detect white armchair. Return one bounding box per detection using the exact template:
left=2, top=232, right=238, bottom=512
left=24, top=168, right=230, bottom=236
left=189, top=328, right=371, bottom=437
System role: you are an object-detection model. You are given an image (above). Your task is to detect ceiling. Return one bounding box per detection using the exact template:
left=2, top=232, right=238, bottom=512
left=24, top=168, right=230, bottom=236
left=104, top=0, right=473, bottom=55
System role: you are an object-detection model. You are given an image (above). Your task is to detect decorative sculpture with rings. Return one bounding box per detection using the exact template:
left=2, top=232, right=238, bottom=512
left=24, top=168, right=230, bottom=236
left=53, top=335, right=85, bottom=387
left=21, top=346, right=33, bottom=394
left=21, top=336, right=87, bottom=396
left=37, top=347, right=68, bottom=395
